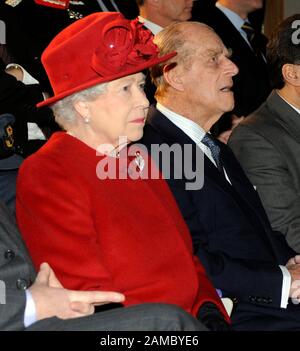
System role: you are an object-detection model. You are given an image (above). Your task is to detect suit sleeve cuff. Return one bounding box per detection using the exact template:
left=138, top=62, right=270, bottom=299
left=279, top=265, right=291, bottom=309
left=24, top=290, right=37, bottom=328
left=6, top=63, right=40, bottom=85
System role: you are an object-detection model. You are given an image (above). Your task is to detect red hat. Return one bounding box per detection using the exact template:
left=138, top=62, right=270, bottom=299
left=37, top=12, right=176, bottom=107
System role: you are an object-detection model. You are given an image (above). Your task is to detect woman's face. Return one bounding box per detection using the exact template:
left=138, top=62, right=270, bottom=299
left=86, top=73, right=149, bottom=149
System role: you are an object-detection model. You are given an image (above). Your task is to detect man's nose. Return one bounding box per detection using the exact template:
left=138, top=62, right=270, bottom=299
left=226, top=58, right=239, bottom=77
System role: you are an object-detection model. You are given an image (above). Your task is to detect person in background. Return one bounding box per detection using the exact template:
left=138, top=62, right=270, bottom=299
left=0, top=0, right=136, bottom=92
left=135, top=0, right=194, bottom=103
left=0, top=64, right=59, bottom=158
left=192, top=0, right=271, bottom=142
left=136, top=0, right=194, bottom=34
left=229, top=14, right=300, bottom=253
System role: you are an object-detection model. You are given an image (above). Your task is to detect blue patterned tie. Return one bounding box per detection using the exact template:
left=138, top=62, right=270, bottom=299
left=201, top=133, right=224, bottom=175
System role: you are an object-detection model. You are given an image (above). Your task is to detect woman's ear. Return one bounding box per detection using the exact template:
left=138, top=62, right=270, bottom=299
left=163, top=64, right=184, bottom=92
left=73, top=101, right=90, bottom=121
left=282, top=63, right=300, bottom=87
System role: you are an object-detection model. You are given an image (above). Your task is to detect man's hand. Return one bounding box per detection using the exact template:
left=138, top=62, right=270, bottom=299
left=285, top=257, right=300, bottom=302
left=5, top=65, right=24, bottom=81
left=286, top=255, right=300, bottom=268
left=29, top=263, right=125, bottom=321
left=197, top=303, right=231, bottom=331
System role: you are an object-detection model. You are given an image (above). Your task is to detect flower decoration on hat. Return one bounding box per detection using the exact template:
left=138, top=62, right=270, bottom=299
left=91, top=18, right=159, bottom=77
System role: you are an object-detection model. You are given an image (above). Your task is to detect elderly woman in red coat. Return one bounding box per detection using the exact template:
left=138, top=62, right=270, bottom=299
left=16, top=12, right=230, bottom=330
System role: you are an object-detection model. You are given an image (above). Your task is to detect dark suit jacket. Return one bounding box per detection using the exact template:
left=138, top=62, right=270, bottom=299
left=0, top=201, right=36, bottom=330
left=192, top=5, right=271, bottom=119
left=140, top=105, right=300, bottom=330
left=229, top=91, right=300, bottom=253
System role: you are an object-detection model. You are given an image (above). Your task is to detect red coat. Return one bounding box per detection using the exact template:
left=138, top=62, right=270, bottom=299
left=17, top=132, right=228, bottom=320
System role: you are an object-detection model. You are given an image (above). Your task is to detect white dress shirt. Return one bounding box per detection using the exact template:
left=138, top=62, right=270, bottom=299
left=24, top=290, right=36, bottom=327
left=157, top=102, right=291, bottom=308
left=156, top=103, right=232, bottom=183
left=138, top=16, right=163, bottom=35
left=216, top=2, right=267, bottom=62
left=216, top=1, right=252, bottom=49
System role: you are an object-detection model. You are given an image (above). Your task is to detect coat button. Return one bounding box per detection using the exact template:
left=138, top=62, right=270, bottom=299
left=16, top=279, right=29, bottom=290
left=4, top=249, right=15, bottom=260
left=249, top=296, right=256, bottom=302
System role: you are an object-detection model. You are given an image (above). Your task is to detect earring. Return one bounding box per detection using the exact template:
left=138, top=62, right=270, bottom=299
left=84, top=117, right=90, bottom=124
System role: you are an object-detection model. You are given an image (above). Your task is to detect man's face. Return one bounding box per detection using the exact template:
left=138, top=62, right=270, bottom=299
left=158, top=0, right=194, bottom=25
left=178, top=26, right=239, bottom=120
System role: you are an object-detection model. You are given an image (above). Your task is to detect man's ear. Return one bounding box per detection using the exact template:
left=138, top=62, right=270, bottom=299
left=282, top=63, right=300, bottom=86
left=163, top=64, right=185, bottom=92
left=73, top=101, right=90, bottom=121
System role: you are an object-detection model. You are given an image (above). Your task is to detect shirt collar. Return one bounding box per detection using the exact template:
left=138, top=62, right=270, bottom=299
left=216, top=2, right=247, bottom=32
left=156, top=103, right=206, bottom=145
left=277, top=91, right=300, bottom=115
left=138, top=16, right=163, bottom=35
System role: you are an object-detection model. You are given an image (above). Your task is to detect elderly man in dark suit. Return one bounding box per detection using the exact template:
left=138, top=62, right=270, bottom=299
left=192, top=0, right=271, bottom=142
left=0, top=200, right=206, bottom=331
left=229, top=15, right=300, bottom=254
left=140, top=20, right=300, bottom=330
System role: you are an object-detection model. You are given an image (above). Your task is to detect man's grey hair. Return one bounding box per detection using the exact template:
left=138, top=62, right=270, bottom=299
left=151, top=21, right=213, bottom=99
left=50, top=82, right=108, bottom=129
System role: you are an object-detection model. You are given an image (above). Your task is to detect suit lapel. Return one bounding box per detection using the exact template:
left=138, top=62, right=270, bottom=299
left=214, top=8, right=264, bottom=63
left=148, top=106, right=248, bottom=198
left=220, top=143, right=270, bottom=220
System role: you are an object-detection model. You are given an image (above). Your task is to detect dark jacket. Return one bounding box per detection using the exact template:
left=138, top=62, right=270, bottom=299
left=229, top=91, right=300, bottom=253
left=140, top=105, right=300, bottom=330
left=0, top=201, right=36, bottom=330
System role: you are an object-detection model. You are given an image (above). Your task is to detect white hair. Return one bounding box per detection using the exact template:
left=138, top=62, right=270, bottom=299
left=50, top=82, right=108, bottom=129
